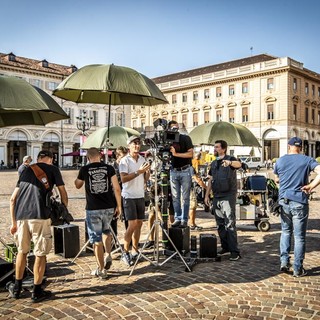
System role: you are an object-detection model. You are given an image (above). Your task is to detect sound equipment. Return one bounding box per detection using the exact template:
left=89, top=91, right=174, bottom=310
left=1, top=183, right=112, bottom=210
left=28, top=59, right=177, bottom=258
left=168, top=227, right=190, bottom=254
left=54, top=224, right=80, bottom=258
left=200, top=234, right=217, bottom=258
left=0, top=258, right=14, bottom=286
left=245, top=175, right=267, bottom=191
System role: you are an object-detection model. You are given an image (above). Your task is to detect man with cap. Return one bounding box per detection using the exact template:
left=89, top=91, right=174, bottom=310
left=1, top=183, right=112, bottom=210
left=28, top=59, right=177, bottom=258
left=119, top=135, right=150, bottom=266
left=18, top=155, right=32, bottom=176
left=274, top=137, right=320, bottom=277
left=9, top=150, right=68, bottom=302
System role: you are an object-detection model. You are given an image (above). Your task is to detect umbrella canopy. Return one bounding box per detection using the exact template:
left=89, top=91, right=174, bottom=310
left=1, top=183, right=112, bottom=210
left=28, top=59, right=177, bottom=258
left=189, top=121, right=261, bottom=147
left=81, top=126, right=140, bottom=149
left=52, top=64, right=168, bottom=106
left=0, top=75, right=69, bottom=127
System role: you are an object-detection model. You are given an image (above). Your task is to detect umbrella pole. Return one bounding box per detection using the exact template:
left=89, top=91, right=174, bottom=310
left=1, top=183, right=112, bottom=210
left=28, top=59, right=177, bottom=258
left=105, top=96, right=112, bottom=163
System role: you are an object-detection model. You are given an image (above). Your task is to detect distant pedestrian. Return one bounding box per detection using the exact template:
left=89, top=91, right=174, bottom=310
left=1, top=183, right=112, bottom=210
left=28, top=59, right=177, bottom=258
left=0, top=160, right=4, bottom=169
left=18, top=155, right=32, bottom=176
left=15, top=159, right=19, bottom=169
left=274, top=137, right=320, bottom=277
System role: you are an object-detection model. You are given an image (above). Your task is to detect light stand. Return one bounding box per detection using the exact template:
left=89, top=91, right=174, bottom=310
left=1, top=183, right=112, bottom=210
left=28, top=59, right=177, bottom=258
left=129, top=139, right=191, bottom=276
left=76, top=110, right=92, bottom=166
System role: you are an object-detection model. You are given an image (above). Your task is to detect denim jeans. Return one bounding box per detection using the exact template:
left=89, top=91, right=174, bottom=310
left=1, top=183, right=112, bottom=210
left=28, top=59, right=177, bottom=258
left=279, top=199, right=309, bottom=272
left=212, top=194, right=239, bottom=254
left=170, top=166, right=192, bottom=222
left=86, top=208, right=114, bottom=243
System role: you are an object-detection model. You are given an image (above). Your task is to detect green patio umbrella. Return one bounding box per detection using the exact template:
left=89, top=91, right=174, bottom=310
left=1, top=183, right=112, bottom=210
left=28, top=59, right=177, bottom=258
left=81, top=126, right=140, bottom=149
left=52, top=64, right=167, bottom=160
left=189, top=121, right=261, bottom=147
left=0, top=75, right=69, bottom=127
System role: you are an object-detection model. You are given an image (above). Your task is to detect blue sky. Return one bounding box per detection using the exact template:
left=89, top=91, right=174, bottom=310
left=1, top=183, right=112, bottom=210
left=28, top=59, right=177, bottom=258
left=1, top=0, right=320, bottom=78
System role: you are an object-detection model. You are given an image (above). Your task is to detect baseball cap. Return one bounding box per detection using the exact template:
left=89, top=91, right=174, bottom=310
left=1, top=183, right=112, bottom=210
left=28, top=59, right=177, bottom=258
left=37, top=150, right=53, bottom=158
left=127, top=135, right=141, bottom=145
left=23, top=155, right=32, bottom=162
left=288, top=137, right=302, bottom=147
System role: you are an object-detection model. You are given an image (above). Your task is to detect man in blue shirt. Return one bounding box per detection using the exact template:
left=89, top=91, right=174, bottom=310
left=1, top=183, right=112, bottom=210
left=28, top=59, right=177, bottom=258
left=274, top=137, right=320, bottom=277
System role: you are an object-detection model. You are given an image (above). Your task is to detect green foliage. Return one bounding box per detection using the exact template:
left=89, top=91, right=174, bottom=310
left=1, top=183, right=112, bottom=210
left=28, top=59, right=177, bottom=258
left=316, top=157, right=320, bottom=163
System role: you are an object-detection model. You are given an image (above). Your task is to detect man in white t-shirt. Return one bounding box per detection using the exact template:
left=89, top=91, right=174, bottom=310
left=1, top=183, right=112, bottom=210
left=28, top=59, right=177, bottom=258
left=119, top=136, right=150, bottom=266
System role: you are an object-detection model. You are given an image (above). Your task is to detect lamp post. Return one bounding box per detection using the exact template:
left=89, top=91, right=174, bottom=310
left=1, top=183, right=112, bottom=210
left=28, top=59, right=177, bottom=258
left=76, top=110, right=92, bottom=166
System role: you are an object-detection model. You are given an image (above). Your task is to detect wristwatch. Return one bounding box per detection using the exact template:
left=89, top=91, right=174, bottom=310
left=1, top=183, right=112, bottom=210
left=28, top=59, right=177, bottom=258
left=134, top=171, right=139, bottom=177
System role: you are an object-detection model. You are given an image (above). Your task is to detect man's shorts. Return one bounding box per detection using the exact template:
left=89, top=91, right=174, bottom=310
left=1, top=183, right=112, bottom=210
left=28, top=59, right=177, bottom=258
left=16, top=219, right=52, bottom=256
left=86, top=208, right=114, bottom=243
left=123, top=198, right=145, bottom=221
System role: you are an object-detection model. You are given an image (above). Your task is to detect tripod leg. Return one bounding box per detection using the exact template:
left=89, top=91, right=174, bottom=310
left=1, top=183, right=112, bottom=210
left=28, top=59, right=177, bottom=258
left=71, top=240, right=91, bottom=263
left=110, top=226, right=124, bottom=256
left=160, top=228, right=191, bottom=272
left=129, top=222, right=157, bottom=276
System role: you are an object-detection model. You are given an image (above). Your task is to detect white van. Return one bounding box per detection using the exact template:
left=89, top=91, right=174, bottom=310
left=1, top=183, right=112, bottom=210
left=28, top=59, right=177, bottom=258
left=239, top=156, right=263, bottom=170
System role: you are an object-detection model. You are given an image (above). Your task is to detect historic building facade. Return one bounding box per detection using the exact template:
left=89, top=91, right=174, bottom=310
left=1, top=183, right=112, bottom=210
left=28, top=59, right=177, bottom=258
left=0, top=52, right=129, bottom=167
left=131, top=54, right=320, bottom=160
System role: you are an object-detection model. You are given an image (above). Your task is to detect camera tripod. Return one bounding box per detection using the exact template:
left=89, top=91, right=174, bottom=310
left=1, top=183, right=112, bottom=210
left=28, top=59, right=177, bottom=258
left=130, top=144, right=191, bottom=276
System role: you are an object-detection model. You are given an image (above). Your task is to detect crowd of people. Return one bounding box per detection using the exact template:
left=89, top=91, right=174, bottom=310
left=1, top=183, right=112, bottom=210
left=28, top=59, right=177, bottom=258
left=7, top=127, right=320, bottom=302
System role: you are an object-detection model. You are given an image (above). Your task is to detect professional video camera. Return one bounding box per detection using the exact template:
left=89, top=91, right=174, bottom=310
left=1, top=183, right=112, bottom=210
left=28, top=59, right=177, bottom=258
left=151, top=118, right=180, bottom=163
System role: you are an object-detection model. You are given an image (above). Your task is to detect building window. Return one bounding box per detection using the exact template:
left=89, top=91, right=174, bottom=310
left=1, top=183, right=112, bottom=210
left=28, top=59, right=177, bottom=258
left=267, top=78, right=274, bottom=90
left=132, top=120, right=137, bottom=129
left=318, top=87, right=320, bottom=98
left=312, top=109, right=315, bottom=124
left=312, top=84, right=315, bottom=96
left=204, top=111, right=210, bottom=123
left=182, top=114, right=187, bottom=128
left=267, top=104, right=274, bottom=120
left=141, top=120, right=145, bottom=129
left=293, top=78, right=297, bottom=91
left=305, top=82, right=309, bottom=95
left=193, top=113, right=198, bottom=126
left=89, top=110, right=98, bottom=126
left=64, top=107, right=73, bottom=124
left=242, top=82, right=248, bottom=94
left=216, top=110, right=222, bottom=122
left=293, top=104, right=297, bottom=121
left=182, top=92, right=187, bottom=103
left=116, top=112, right=125, bottom=126
left=318, top=111, right=320, bottom=125
left=229, top=109, right=235, bottom=123
left=30, top=78, right=42, bottom=88
left=204, top=89, right=210, bottom=99
left=216, top=87, right=222, bottom=97
left=229, top=85, right=235, bottom=95
left=172, top=94, right=177, bottom=104
left=242, top=107, right=248, bottom=122
left=47, top=81, right=58, bottom=91
left=305, top=107, right=309, bottom=122
left=193, top=91, right=198, bottom=102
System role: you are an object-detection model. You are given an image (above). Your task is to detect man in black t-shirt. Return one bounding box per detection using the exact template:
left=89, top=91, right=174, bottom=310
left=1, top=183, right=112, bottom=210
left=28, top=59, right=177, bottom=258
left=9, top=150, right=68, bottom=302
left=204, top=140, right=242, bottom=261
left=168, top=120, right=194, bottom=228
left=75, top=148, right=121, bottom=279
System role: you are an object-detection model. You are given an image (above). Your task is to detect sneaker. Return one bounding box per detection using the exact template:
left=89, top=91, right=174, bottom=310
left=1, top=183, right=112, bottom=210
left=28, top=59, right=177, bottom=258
left=91, top=268, right=108, bottom=279
left=218, top=248, right=230, bottom=255
left=229, top=252, right=241, bottom=261
left=293, top=268, right=308, bottom=277
left=6, top=282, right=20, bottom=299
left=31, top=290, right=52, bottom=303
left=130, top=251, right=139, bottom=261
left=280, top=262, right=291, bottom=273
left=190, top=225, right=203, bottom=231
left=104, top=255, right=112, bottom=270
left=144, top=240, right=154, bottom=249
left=179, top=221, right=188, bottom=228
left=171, top=220, right=181, bottom=227
left=121, top=252, right=134, bottom=267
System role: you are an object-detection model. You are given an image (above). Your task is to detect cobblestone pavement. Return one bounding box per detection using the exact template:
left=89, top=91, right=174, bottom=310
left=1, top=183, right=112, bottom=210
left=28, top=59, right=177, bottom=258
left=0, top=169, right=320, bottom=320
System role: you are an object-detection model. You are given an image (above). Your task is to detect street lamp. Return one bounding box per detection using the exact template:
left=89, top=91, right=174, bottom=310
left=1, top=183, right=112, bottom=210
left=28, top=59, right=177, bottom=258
left=76, top=110, right=93, bottom=166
